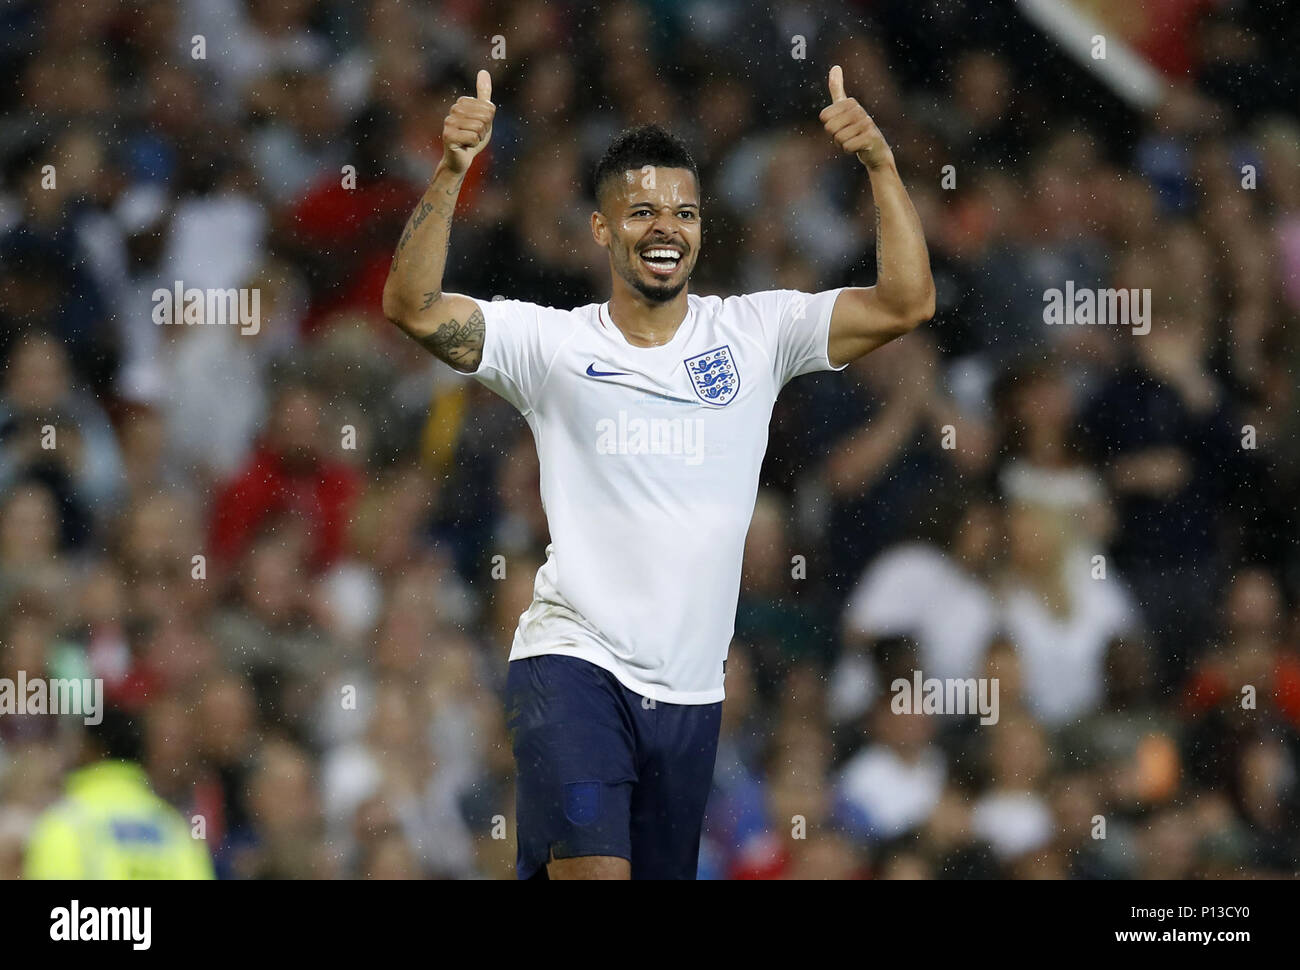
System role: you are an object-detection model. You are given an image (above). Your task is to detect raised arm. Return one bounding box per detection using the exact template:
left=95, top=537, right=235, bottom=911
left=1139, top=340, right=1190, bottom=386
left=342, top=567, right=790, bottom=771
left=819, top=65, right=935, bottom=367
left=381, top=70, right=496, bottom=372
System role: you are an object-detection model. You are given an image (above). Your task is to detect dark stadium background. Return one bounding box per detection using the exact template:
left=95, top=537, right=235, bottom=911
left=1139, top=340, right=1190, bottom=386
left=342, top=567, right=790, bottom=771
left=0, top=0, right=1297, bottom=879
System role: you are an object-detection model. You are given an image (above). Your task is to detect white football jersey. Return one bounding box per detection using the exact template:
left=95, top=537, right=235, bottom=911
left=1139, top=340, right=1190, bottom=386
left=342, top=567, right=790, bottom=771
left=469, top=287, right=846, bottom=703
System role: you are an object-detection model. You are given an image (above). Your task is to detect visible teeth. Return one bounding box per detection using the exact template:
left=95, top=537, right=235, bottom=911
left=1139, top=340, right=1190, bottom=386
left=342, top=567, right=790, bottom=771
left=643, top=249, right=680, bottom=260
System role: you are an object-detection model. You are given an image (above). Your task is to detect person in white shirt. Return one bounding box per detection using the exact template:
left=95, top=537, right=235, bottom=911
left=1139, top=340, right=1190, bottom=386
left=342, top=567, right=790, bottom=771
left=841, top=497, right=1001, bottom=686
left=1000, top=501, right=1142, bottom=726
left=381, top=67, right=934, bottom=879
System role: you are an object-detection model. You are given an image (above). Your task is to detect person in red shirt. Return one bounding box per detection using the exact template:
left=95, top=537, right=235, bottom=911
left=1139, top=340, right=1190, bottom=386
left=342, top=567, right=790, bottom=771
left=1182, top=568, right=1300, bottom=728
left=209, top=382, right=361, bottom=575
left=285, top=101, right=490, bottom=335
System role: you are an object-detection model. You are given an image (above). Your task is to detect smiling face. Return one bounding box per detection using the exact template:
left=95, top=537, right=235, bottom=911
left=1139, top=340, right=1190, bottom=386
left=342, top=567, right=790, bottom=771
left=592, top=166, right=701, bottom=303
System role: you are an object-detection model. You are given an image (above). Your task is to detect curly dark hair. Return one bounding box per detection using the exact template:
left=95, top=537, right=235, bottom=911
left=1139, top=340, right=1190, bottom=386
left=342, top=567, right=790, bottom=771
left=592, top=124, right=699, bottom=209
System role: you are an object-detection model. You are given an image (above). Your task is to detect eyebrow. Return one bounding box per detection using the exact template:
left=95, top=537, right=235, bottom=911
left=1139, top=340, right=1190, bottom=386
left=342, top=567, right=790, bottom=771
left=625, top=201, right=700, bottom=210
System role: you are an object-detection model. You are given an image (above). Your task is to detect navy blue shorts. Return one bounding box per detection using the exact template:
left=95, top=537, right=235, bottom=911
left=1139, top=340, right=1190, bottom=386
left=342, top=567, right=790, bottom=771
left=505, top=654, right=722, bottom=880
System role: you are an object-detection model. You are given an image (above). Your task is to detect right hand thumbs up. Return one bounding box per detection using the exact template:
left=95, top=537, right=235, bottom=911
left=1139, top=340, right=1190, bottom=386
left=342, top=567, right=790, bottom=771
left=442, top=69, right=496, bottom=175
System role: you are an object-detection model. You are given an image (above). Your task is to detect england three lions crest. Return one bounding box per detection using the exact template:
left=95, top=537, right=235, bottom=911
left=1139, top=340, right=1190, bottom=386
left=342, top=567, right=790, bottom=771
left=684, top=345, right=740, bottom=406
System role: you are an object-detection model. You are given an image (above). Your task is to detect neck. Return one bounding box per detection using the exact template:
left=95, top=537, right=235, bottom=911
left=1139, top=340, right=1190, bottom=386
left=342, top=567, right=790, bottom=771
left=607, top=275, right=689, bottom=347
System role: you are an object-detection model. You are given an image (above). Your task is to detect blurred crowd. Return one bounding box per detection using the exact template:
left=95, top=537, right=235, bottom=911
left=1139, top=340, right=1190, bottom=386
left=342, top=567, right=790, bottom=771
left=0, top=0, right=1298, bottom=879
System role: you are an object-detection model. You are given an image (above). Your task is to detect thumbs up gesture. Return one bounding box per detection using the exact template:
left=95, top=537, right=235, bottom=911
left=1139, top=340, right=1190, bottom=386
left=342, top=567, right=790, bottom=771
left=441, top=69, right=496, bottom=175
left=819, top=65, right=893, bottom=170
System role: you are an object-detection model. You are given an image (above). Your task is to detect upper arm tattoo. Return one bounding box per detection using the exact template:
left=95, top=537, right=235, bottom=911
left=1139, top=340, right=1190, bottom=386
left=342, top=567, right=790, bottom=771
left=418, top=307, right=485, bottom=372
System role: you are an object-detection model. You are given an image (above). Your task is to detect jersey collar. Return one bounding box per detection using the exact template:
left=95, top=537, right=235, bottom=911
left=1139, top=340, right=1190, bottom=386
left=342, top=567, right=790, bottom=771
left=598, top=298, right=696, bottom=354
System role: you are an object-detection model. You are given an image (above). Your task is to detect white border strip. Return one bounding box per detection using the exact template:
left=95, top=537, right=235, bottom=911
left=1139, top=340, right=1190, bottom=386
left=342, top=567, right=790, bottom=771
left=1016, top=0, right=1166, bottom=110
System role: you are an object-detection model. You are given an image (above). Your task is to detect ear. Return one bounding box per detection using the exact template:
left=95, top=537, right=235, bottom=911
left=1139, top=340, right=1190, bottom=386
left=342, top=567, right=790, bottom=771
left=591, top=210, right=608, bottom=247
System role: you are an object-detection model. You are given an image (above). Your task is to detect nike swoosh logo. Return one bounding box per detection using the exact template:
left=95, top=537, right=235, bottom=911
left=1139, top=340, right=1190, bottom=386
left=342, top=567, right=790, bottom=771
left=586, top=363, right=631, bottom=378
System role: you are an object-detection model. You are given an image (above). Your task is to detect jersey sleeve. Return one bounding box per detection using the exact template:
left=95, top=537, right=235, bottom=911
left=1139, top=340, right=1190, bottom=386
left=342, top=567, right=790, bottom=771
left=741, top=288, right=849, bottom=388
left=466, top=297, right=565, bottom=416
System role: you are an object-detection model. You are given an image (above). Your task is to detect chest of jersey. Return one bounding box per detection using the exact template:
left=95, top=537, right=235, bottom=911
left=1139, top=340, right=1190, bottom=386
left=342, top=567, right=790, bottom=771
left=535, top=324, right=776, bottom=485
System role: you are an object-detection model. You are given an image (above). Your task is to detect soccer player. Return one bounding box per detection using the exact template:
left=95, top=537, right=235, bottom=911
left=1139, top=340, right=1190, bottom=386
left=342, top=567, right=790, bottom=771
left=383, top=65, right=934, bottom=879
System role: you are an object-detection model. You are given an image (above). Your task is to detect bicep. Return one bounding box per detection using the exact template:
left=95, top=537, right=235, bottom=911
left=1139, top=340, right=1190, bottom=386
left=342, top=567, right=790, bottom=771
left=386, top=292, right=485, bottom=373
left=827, top=286, right=922, bottom=367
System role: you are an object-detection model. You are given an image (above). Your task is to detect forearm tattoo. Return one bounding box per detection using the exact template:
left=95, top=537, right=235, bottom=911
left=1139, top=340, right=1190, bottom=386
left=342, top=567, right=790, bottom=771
left=875, top=205, right=883, bottom=280
left=397, top=201, right=434, bottom=253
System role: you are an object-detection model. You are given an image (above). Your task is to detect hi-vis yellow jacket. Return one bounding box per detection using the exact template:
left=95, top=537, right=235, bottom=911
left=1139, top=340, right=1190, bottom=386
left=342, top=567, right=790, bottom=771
left=25, top=761, right=215, bottom=880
